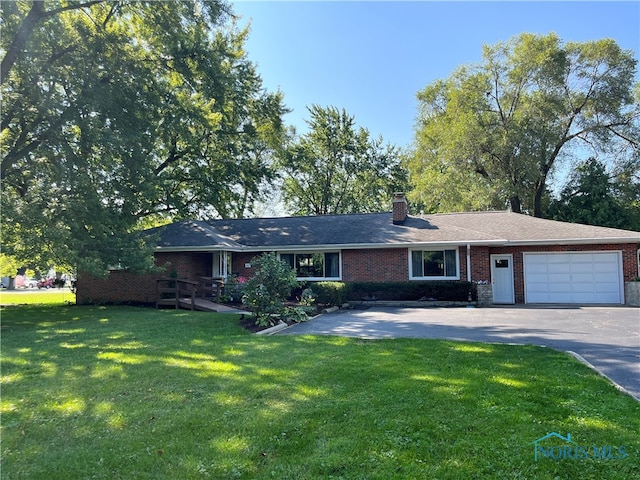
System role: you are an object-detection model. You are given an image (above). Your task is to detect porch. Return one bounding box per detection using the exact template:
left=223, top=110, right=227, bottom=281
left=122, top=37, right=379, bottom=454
left=156, top=277, right=244, bottom=313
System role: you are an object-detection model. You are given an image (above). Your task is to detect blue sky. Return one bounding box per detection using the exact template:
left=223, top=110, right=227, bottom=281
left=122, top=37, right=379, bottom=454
left=231, top=1, right=640, bottom=150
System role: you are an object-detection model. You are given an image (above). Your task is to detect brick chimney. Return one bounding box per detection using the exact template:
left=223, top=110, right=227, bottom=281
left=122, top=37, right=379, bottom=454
left=392, top=192, right=407, bottom=225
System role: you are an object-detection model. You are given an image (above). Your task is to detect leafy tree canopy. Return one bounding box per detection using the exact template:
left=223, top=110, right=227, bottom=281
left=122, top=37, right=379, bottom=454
left=545, top=157, right=640, bottom=231
left=278, top=105, right=408, bottom=216
left=1, top=0, right=286, bottom=275
left=408, top=33, right=639, bottom=216
left=0, top=253, right=20, bottom=279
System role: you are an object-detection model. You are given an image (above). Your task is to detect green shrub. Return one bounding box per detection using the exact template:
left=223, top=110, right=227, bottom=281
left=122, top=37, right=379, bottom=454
left=280, top=288, right=317, bottom=324
left=346, top=281, right=475, bottom=301
left=282, top=305, right=312, bottom=323
left=313, top=281, right=353, bottom=305
left=308, top=281, right=474, bottom=305
left=225, top=274, right=249, bottom=302
left=300, top=287, right=316, bottom=306
left=241, top=253, right=299, bottom=327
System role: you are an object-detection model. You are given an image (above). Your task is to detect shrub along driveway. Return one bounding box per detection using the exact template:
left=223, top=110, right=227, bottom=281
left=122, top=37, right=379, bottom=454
left=283, top=305, right=640, bottom=401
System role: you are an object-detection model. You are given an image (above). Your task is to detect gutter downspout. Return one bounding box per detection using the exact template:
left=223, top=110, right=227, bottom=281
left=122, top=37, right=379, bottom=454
left=466, top=244, right=471, bottom=282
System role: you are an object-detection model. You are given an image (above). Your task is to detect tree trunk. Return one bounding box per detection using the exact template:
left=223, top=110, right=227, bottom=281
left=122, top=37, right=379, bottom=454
left=533, top=167, right=552, bottom=217
left=533, top=182, right=545, bottom=218
left=1, top=0, right=106, bottom=85
left=1, top=1, right=46, bottom=86
left=509, top=196, right=522, bottom=213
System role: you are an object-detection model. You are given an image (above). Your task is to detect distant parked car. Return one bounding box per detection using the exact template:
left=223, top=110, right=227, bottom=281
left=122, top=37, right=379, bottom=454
left=37, top=278, right=55, bottom=289
left=15, top=275, right=35, bottom=288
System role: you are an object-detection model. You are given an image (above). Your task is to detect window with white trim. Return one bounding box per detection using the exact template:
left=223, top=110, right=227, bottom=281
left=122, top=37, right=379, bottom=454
left=280, top=252, right=341, bottom=280
left=410, top=248, right=459, bottom=280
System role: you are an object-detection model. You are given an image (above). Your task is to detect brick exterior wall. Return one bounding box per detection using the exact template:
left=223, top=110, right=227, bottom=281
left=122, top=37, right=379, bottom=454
left=157, top=252, right=214, bottom=279
left=457, top=246, right=469, bottom=281
left=76, top=270, right=159, bottom=305
left=342, top=248, right=408, bottom=282
left=77, top=242, right=639, bottom=305
left=470, top=246, right=491, bottom=283
left=231, top=252, right=258, bottom=279
left=76, top=251, right=215, bottom=305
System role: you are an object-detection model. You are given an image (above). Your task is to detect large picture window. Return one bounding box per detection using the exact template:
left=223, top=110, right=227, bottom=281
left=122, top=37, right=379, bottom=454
left=410, top=248, right=459, bottom=279
left=280, top=252, right=340, bottom=280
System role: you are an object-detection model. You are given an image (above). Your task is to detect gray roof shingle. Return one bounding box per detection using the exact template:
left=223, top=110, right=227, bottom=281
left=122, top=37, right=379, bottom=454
left=150, top=220, right=243, bottom=249
left=150, top=211, right=640, bottom=251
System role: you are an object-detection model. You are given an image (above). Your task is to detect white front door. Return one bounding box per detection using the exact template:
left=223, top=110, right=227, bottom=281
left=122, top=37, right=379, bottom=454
left=491, top=254, right=514, bottom=304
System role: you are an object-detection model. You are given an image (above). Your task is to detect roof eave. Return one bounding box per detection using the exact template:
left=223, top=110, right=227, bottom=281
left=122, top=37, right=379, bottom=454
left=504, top=237, right=640, bottom=246
left=155, top=239, right=509, bottom=252
left=155, top=245, right=242, bottom=252
left=154, top=235, right=639, bottom=253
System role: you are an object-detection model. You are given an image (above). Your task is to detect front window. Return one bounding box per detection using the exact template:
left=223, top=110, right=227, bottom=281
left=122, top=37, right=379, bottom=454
left=280, top=252, right=341, bottom=280
left=410, top=248, right=459, bottom=279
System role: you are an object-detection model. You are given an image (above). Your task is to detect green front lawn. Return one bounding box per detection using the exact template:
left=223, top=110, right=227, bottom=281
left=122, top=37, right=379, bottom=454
left=1, top=305, right=638, bottom=479
left=0, top=290, right=76, bottom=305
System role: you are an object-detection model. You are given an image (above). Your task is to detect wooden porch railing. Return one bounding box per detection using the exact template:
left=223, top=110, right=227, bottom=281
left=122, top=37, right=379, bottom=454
left=197, top=276, right=224, bottom=302
left=156, top=278, right=199, bottom=310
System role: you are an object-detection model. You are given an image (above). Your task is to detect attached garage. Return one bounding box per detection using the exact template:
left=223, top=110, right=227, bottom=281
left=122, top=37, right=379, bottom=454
left=524, top=252, right=623, bottom=304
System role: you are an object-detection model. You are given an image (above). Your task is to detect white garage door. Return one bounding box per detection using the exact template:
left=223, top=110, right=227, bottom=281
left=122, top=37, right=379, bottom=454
left=524, top=252, right=623, bottom=304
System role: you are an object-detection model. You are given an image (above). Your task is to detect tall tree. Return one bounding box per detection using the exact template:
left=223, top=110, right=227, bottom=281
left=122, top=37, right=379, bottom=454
left=409, top=33, right=639, bottom=216
left=0, top=254, right=20, bottom=289
left=278, top=105, right=408, bottom=215
left=0, top=0, right=106, bottom=85
left=612, top=151, right=640, bottom=228
left=146, top=18, right=287, bottom=220
left=546, top=157, right=640, bottom=230
left=1, top=1, right=285, bottom=274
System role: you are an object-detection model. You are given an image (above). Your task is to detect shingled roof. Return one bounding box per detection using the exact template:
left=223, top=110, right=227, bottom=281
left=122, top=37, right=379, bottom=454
left=150, top=211, right=640, bottom=251
left=150, top=220, right=242, bottom=249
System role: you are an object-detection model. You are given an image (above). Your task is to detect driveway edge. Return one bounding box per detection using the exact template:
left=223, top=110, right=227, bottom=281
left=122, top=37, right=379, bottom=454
left=566, top=351, right=639, bottom=403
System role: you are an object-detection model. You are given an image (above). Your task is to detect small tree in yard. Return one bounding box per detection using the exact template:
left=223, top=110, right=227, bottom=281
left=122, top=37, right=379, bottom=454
left=0, top=254, right=20, bottom=289
left=242, top=253, right=300, bottom=327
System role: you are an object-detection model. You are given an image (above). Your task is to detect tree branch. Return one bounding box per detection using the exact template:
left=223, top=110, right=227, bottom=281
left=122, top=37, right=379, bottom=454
left=154, top=141, right=185, bottom=175
left=607, top=126, right=639, bottom=148
left=1, top=0, right=105, bottom=85
left=42, top=0, right=107, bottom=18
left=1, top=1, right=45, bottom=85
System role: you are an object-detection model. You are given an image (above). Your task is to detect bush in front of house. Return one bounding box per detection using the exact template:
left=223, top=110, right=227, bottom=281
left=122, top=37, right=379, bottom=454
left=241, top=253, right=302, bottom=327
left=223, top=274, right=249, bottom=303
left=308, top=281, right=475, bottom=305
left=347, top=281, right=476, bottom=302
left=312, top=281, right=353, bottom=306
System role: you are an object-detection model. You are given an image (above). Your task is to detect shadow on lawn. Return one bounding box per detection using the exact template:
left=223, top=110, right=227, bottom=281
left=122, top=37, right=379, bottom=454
left=282, top=309, right=640, bottom=402
left=2, top=305, right=639, bottom=479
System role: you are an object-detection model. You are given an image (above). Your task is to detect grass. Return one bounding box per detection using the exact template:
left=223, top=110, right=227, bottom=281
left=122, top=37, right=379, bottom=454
left=1, top=305, right=639, bottom=479
left=0, top=290, right=76, bottom=305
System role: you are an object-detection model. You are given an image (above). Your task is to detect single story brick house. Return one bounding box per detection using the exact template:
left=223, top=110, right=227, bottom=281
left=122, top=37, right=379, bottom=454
left=77, top=194, right=640, bottom=305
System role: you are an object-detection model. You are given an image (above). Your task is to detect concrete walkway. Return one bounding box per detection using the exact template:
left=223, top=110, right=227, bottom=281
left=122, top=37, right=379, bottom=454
left=283, top=305, right=640, bottom=401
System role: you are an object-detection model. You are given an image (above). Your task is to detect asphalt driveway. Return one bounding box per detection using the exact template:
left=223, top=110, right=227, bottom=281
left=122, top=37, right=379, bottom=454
left=282, top=305, right=640, bottom=401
